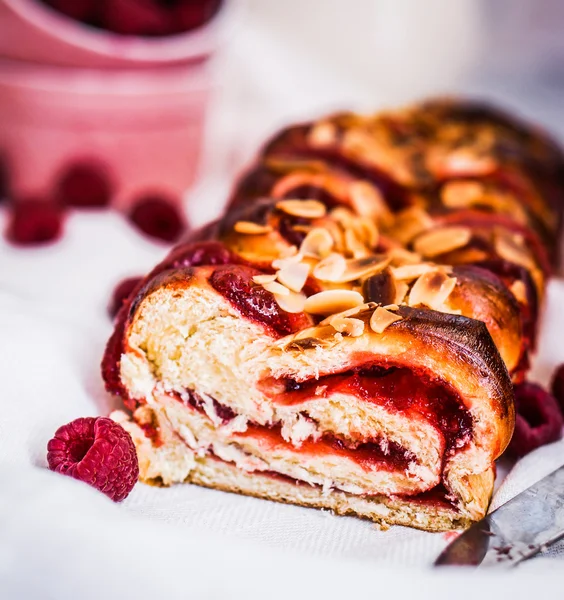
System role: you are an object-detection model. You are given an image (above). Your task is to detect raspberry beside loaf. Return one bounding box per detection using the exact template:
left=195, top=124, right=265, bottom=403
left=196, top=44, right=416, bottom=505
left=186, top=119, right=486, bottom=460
left=103, top=99, right=563, bottom=531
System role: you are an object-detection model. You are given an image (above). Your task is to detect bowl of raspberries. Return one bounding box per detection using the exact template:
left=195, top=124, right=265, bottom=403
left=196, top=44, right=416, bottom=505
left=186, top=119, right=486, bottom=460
left=0, top=0, right=233, bottom=246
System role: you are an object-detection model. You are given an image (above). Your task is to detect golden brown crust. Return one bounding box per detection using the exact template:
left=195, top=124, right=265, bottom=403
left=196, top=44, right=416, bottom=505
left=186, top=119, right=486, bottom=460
left=103, top=98, right=563, bottom=531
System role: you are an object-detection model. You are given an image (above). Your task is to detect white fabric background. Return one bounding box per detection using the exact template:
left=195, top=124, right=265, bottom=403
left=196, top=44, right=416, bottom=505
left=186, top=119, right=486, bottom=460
left=2, top=0, right=564, bottom=597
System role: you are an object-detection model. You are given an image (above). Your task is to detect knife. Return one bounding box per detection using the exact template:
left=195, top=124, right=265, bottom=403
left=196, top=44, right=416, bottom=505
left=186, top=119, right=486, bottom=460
left=435, top=465, right=564, bottom=567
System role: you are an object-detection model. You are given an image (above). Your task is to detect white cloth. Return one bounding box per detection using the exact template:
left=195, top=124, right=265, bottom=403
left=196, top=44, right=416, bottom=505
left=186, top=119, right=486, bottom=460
left=2, top=2, right=564, bottom=596
left=0, top=210, right=564, bottom=600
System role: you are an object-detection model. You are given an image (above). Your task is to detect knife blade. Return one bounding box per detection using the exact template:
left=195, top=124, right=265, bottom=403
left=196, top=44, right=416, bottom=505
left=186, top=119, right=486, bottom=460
left=435, top=465, right=564, bottom=567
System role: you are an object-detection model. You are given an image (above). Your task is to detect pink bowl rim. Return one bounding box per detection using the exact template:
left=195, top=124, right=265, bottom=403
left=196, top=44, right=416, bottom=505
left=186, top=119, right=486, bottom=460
left=4, top=0, right=238, bottom=64
left=0, top=58, right=212, bottom=96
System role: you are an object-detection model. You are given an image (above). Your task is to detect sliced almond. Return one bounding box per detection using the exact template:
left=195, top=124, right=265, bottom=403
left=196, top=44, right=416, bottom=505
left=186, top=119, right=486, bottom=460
left=262, top=281, right=290, bottom=296
left=387, top=206, right=434, bottom=245
left=391, top=263, right=437, bottom=281
left=330, top=206, right=356, bottom=228
left=370, top=306, right=403, bottom=334
left=320, top=303, right=376, bottom=324
left=292, top=325, right=334, bottom=341
left=510, top=280, right=528, bottom=304
left=326, top=316, right=365, bottom=337
left=441, top=180, right=485, bottom=208
left=264, top=158, right=327, bottom=174
left=274, top=291, right=307, bottom=313
left=494, top=232, right=536, bottom=271
left=276, top=199, right=327, bottom=219
left=408, top=271, right=457, bottom=310
left=355, top=218, right=380, bottom=249
left=441, top=151, right=497, bottom=177
left=278, top=244, right=300, bottom=258
left=387, top=247, right=422, bottom=266
left=322, top=219, right=346, bottom=253
left=414, top=226, right=472, bottom=258
left=308, top=121, right=337, bottom=147
left=344, top=227, right=368, bottom=258
left=333, top=255, right=391, bottom=284
left=349, top=181, right=388, bottom=219
left=292, top=224, right=313, bottom=234
left=234, top=221, right=273, bottom=235
left=313, top=253, right=347, bottom=282
left=272, top=250, right=303, bottom=271
left=252, top=274, right=277, bottom=284
left=304, top=290, right=364, bottom=315
left=276, top=262, right=310, bottom=293
left=299, top=227, right=334, bottom=258
left=394, top=280, right=409, bottom=304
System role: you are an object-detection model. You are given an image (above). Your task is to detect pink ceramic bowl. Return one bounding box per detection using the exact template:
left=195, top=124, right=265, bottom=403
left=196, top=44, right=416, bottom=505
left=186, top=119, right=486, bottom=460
left=0, top=0, right=232, bottom=68
left=0, top=0, right=234, bottom=212
left=0, top=58, right=211, bottom=210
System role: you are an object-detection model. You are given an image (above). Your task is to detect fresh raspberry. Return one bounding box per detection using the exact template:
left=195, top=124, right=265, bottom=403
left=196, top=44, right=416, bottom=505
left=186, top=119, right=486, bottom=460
left=108, top=276, right=143, bottom=319
left=0, top=155, right=8, bottom=202
left=57, top=162, right=113, bottom=208
left=6, top=199, right=64, bottom=246
left=41, top=0, right=98, bottom=22
left=172, top=0, right=222, bottom=33
left=47, top=417, right=139, bottom=502
left=551, top=364, right=564, bottom=414
left=103, top=0, right=171, bottom=36
left=508, top=382, right=563, bottom=458
left=128, top=195, right=187, bottom=242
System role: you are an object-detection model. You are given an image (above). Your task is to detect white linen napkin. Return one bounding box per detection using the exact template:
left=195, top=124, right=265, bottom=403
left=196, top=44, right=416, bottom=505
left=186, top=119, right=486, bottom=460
left=1, top=211, right=564, bottom=600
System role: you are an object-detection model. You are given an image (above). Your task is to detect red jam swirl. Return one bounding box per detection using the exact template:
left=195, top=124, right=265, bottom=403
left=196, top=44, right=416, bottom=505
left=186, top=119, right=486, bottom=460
left=267, top=365, right=472, bottom=454
left=179, top=388, right=415, bottom=473
left=209, top=265, right=311, bottom=337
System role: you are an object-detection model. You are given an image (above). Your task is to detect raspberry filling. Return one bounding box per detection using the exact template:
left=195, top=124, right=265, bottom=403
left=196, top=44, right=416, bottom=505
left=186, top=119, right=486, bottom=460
left=263, top=364, right=472, bottom=454
left=179, top=389, right=415, bottom=475
left=238, top=425, right=416, bottom=473
left=209, top=265, right=311, bottom=337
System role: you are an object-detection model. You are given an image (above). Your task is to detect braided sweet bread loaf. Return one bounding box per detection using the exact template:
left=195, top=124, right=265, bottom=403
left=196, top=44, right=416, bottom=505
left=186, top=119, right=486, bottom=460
left=103, top=99, right=563, bottom=531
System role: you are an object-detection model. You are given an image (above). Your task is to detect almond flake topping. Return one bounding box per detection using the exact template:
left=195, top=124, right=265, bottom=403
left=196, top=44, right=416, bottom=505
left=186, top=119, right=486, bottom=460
left=262, top=281, right=290, bottom=296
left=326, top=316, right=365, bottom=337
left=413, top=226, right=472, bottom=258
left=234, top=221, right=273, bottom=235
left=276, top=199, right=327, bottom=219
left=274, top=291, right=307, bottom=313
left=441, top=180, right=485, bottom=208
left=299, top=227, right=334, bottom=258
left=344, top=227, right=369, bottom=258
left=370, top=307, right=403, bottom=334
left=308, top=121, right=338, bottom=147
left=387, top=206, right=434, bottom=245
left=355, top=218, right=380, bottom=249
left=322, top=220, right=346, bottom=252
left=349, top=181, right=389, bottom=220
left=312, top=253, right=347, bottom=281
left=330, top=207, right=355, bottom=228
left=276, top=262, right=310, bottom=293
left=408, top=271, right=457, bottom=310
left=387, top=247, right=422, bottom=266
left=304, top=290, right=364, bottom=315
left=441, top=151, right=497, bottom=177
left=292, top=325, right=334, bottom=341
left=319, top=303, right=376, bottom=323
left=252, top=274, right=277, bottom=284
left=394, top=281, right=409, bottom=304
left=272, top=249, right=303, bottom=270
left=331, top=255, right=391, bottom=284
left=392, top=263, right=443, bottom=281
left=510, top=280, right=528, bottom=304
left=494, top=232, right=535, bottom=271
